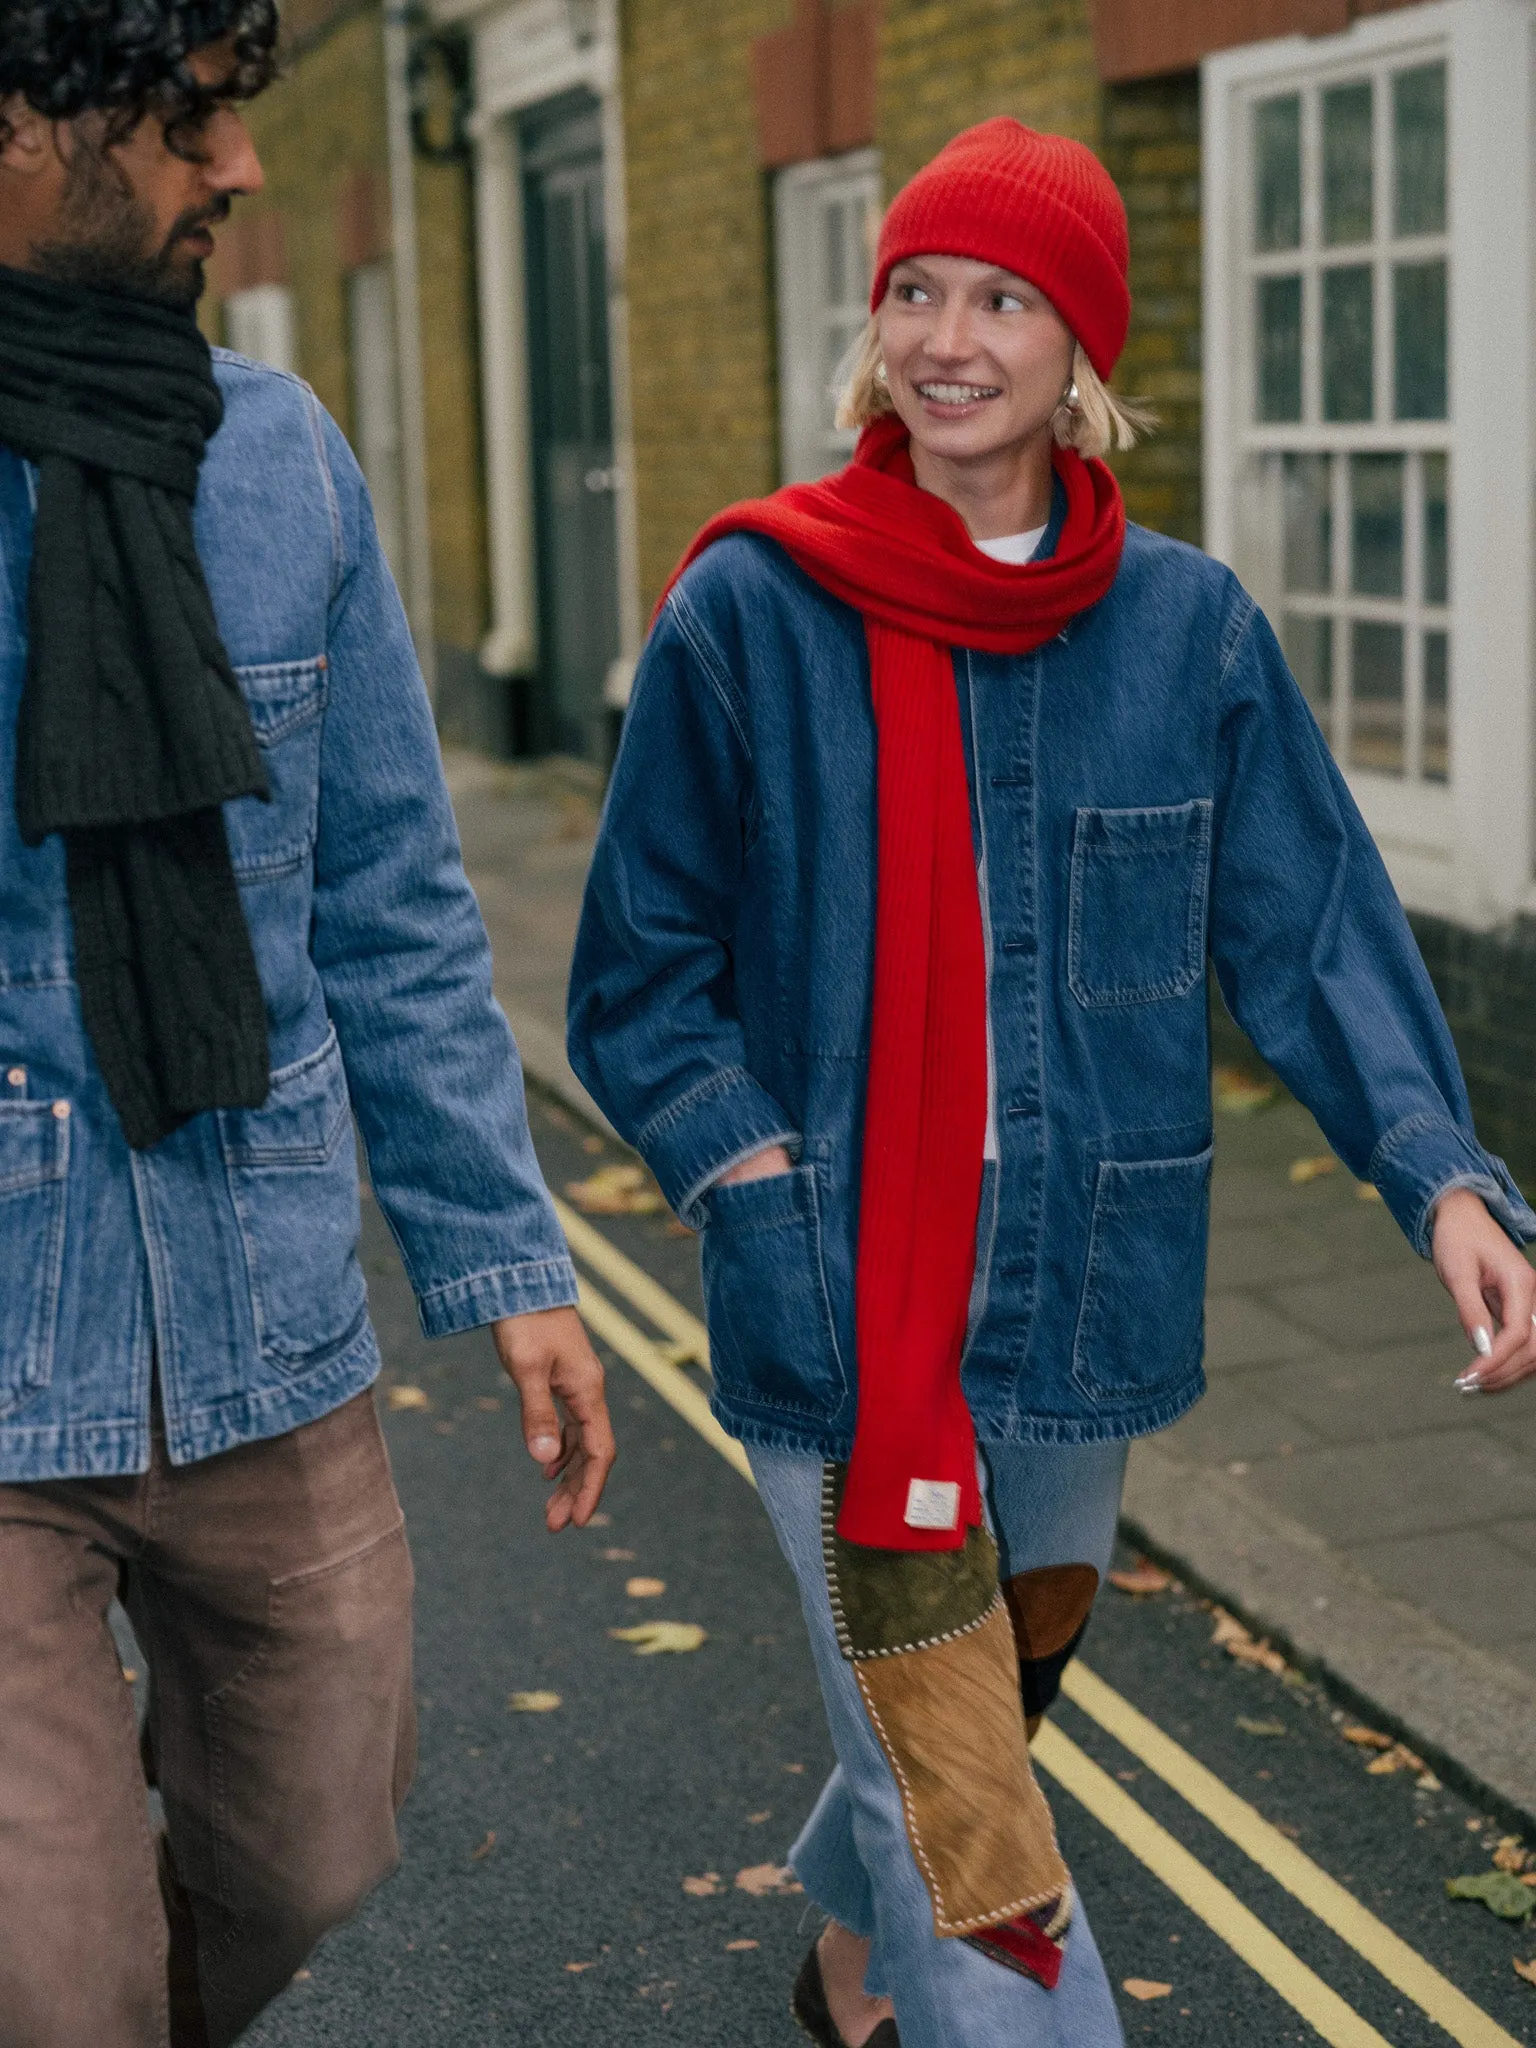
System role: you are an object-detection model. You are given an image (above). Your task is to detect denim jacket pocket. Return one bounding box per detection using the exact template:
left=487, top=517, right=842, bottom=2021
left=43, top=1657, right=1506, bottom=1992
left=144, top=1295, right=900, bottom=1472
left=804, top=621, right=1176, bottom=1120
left=1071, top=1145, right=1213, bottom=1406
left=0, top=1100, right=69, bottom=1416
left=219, top=1026, right=368, bottom=1369
left=1068, top=799, right=1213, bottom=1007
left=699, top=1163, right=847, bottom=1421
left=226, top=656, right=328, bottom=882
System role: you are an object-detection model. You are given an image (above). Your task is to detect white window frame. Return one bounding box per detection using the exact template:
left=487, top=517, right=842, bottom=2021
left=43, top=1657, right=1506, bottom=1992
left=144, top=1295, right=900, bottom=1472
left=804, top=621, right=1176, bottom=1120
left=1204, top=0, right=1535, bottom=930
left=346, top=258, right=408, bottom=588
left=775, top=148, right=882, bottom=484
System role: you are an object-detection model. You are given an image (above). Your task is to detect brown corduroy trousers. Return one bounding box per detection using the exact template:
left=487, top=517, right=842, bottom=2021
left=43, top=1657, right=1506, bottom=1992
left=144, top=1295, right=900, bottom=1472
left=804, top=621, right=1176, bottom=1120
left=0, top=1390, right=417, bottom=2048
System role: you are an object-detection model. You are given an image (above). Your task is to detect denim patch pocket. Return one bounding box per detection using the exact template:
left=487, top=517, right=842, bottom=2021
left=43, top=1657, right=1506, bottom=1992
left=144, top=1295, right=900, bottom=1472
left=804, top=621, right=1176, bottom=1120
left=219, top=1025, right=368, bottom=1370
left=226, top=657, right=328, bottom=882
left=0, top=1101, right=69, bottom=1416
left=700, top=1166, right=847, bottom=1421
left=1071, top=1146, right=1213, bottom=1407
left=1068, top=799, right=1213, bottom=1007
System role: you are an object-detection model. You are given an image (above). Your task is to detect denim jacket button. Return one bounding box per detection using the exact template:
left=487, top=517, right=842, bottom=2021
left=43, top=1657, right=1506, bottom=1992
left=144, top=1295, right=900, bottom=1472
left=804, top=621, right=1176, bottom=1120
left=51, top=1101, right=70, bottom=1120
left=6, top=1067, right=23, bottom=1088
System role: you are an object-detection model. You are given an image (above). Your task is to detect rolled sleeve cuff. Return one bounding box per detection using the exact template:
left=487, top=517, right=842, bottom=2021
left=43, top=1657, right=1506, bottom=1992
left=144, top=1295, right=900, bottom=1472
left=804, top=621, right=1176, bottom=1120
left=417, top=1255, right=580, bottom=1338
left=636, top=1065, right=799, bottom=1225
left=1369, top=1113, right=1536, bottom=1258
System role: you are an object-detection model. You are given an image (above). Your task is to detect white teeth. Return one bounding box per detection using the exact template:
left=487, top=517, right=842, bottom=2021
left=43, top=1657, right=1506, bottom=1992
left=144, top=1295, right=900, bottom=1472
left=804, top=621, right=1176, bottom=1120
left=917, top=382, right=1000, bottom=403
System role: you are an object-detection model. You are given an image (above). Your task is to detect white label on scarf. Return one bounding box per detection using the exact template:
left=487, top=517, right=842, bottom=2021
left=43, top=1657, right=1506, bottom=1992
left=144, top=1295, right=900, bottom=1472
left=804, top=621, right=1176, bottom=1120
left=904, top=1479, right=961, bottom=1531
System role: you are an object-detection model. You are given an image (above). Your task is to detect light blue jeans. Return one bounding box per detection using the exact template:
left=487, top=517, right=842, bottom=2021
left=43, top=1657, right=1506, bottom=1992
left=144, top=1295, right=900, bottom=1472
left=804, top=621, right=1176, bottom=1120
left=751, top=1440, right=1130, bottom=2048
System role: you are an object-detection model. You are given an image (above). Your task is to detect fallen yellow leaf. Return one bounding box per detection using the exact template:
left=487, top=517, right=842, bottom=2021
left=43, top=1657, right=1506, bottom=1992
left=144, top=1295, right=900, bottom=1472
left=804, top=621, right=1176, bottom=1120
left=1109, top=1561, right=1173, bottom=1597
left=564, top=1164, right=664, bottom=1216
left=682, top=1872, right=723, bottom=1897
left=1366, top=1743, right=1427, bottom=1777
left=565, top=1960, right=598, bottom=1973
left=1210, top=1608, right=1288, bottom=1674
left=1289, top=1154, right=1337, bottom=1185
left=1342, top=1725, right=1394, bottom=1749
left=735, top=1863, right=803, bottom=1897
left=725, top=1939, right=760, bottom=1952
left=1513, top=1955, right=1536, bottom=1986
left=610, top=1621, right=707, bottom=1655
left=386, top=1385, right=430, bottom=1411
left=1213, top=1066, right=1278, bottom=1114
left=626, top=1576, right=667, bottom=1598
left=508, top=1690, right=562, bottom=1714
left=470, top=1831, right=496, bottom=1861
left=746, top=1810, right=772, bottom=1824
left=1122, top=1979, right=1174, bottom=2001
left=1494, top=1838, right=1529, bottom=1874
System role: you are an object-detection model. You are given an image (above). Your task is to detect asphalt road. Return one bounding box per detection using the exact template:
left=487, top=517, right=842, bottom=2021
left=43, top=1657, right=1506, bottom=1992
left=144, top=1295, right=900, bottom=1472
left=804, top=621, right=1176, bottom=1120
left=241, top=1088, right=1536, bottom=2047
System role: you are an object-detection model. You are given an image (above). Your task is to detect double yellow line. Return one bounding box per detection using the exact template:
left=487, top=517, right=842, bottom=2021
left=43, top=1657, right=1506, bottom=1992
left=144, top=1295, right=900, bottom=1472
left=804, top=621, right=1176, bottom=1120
left=557, top=1192, right=1520, bottom=2048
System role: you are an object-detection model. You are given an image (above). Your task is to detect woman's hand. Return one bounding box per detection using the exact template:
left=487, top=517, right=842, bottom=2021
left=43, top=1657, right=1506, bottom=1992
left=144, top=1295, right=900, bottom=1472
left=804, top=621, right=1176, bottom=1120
left=715, top=1144, right=795, bottom=1187
left=1431, top=1187, right=1536, bottom=1393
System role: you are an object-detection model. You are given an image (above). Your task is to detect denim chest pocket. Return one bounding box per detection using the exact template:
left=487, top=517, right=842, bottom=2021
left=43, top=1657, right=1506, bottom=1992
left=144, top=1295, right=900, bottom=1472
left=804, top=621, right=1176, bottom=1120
left=1072, top=1146, right=1213, bottom=1407
left=219, top=1025, right=368, bottom=1370
left=699, top=1165, right=847, bottom=1422
left=225, top=657, right=328, bottom=881
left=1068, top=800, right=1213, bottom=1007
left=0, top=1100, right=69, bottom=1416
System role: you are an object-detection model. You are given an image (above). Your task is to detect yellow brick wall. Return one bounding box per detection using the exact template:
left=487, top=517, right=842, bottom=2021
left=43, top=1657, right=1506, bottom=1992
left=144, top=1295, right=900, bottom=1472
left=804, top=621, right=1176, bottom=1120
left=620, top=0, right=787, bottom=611
left=213, top=5, right=487, bottom=653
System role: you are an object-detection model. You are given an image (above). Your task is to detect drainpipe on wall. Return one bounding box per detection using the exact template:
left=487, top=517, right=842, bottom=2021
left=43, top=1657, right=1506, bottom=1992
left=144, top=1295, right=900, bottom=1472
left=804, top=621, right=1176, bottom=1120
left=382, top=0, right=438, bottom=702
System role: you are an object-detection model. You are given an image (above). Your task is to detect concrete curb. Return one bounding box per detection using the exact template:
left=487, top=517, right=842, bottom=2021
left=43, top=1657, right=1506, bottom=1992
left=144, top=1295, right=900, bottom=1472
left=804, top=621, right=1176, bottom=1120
left=1123, top=1437, right=1536, bottom=1828
left=511, top=1015, right=1536, bottom=1830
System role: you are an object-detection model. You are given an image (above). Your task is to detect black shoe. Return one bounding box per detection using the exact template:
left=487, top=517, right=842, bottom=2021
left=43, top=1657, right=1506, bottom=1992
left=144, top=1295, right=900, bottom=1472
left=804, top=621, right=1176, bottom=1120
left=791, top=1941, right=900, bottom=2047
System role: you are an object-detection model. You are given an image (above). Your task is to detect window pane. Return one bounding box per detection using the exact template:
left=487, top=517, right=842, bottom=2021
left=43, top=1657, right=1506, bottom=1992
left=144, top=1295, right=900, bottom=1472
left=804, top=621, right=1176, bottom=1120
left=1394, top=63, right=1446, bottom=236
left=1423, top=630, right=1449, bottom=782
left=1255, top=94, right=1302, bottom=251
left=1350, top=621, right=1405, bottom=774
left=825, top=197, right=848, bottom=308
left=1394, top=260, right=1447, bottom=419
left=1323, top=81, right=1373, bottom=245
left=1282, top=453, right=1332, bottom=592
left=1323, top=266, right=1374, bottom=420
left=1351, top=453, right=1404, bottom=596
left=1423, top=451, right=1449, bottom=605
left=1257, top=275, right=1303, bottom=421
left=1283, top=613, right=1334, bottom=740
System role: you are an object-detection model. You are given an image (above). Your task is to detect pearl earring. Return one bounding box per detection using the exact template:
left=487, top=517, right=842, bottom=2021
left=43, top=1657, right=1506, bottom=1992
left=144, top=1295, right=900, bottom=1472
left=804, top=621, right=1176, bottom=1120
left=874, top=361, right=888, bottom=385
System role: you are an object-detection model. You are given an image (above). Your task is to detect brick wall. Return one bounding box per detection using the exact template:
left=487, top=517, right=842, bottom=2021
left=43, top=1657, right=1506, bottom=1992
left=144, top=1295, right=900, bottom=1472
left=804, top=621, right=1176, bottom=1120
left=620, top=0, right=787, bottom=611
left=218, top=4, right=488, bottom=660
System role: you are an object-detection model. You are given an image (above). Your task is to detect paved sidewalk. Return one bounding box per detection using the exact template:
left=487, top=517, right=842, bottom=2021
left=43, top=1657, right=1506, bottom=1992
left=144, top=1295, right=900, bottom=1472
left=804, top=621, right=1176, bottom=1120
left=444, top=749, right=1536, bottom=1821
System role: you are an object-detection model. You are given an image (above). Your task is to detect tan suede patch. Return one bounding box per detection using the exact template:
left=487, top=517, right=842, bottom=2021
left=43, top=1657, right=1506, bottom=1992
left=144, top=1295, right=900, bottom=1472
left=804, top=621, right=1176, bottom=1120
left=1004, top=1563, right=1100, bottom=1663
left=854, top=1600, right=1069, bottom=1937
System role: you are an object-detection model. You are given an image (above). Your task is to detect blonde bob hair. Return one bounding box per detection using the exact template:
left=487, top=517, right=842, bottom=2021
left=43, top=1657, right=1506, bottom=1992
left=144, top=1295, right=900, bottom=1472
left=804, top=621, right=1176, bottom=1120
left=833, top=314, right=1155, bottom=460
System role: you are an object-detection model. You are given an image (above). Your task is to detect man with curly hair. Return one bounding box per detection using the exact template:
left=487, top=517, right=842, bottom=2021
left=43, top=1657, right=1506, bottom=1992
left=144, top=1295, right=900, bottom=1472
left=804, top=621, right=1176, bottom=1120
left=0, top=7, right=615, bottom=2043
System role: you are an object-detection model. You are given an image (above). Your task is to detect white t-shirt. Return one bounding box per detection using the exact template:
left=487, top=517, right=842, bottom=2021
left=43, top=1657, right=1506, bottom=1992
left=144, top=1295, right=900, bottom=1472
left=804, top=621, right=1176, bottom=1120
left=971, top=526, right=1047, bottom=1163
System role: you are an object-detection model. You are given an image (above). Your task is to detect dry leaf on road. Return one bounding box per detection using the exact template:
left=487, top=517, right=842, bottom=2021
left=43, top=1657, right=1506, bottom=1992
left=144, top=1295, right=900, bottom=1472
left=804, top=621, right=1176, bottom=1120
left=1514, top=1957, right=1536, bottom=1986
left=565, top=1961, right=598, bottom=1973
left=746, top=1810, right=772, bottom=1824
left=469, top=1831, right=496, bottom=1861
left=564, top=1164, right=664, bottom=1216
left=1494, top=1838, right=1529, bottom=1873
left=726, top=1939, right=760, bottom=1952
left=1236, top=1718, right=1288, bottom=1738
left=626, top=1577, right=666, bottom=1598
left=682, top=1873, right=723, bottom=1897
left=385, top=1385, right=430, bottom=1412
left=1446, top=1872, right=1536, bottom=1920
left=1210, top=1608, right=1288, bottom=1675
left=508, top=1690, right=562, bottom=1714
left=1342, top=1725, right=1394, bottom=1749
left=1122, top=1979, right=1174, bottom=2001
left=735, top=1864, right=803, bottom=1897
left=610, top=1621, right=707, bottom=1655
left=1213, top=1066, right=1277, bottom=1114
left=1109, top=1561, right=1173, bottom=1597
left=1288, top=1154, right=1337, bottom=1185
left=1366, top=1743, right=1427, bottom=1777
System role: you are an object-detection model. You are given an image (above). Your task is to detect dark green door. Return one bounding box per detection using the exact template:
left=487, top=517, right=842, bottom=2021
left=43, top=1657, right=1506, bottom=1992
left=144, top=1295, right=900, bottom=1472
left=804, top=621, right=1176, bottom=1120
left=522, top=95, right=620, bottom=763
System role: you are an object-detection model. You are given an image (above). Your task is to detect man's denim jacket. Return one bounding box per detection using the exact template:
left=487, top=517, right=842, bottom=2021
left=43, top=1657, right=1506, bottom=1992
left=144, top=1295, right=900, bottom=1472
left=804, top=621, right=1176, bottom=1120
left=568, top=525, right=1536, bottom=1461
left=0, top=353, right=576, bottom=1479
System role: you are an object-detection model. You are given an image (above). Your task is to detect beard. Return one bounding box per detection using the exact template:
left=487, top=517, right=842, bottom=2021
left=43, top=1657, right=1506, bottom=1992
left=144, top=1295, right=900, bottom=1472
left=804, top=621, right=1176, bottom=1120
left=31, top=143, right=228, bottom=312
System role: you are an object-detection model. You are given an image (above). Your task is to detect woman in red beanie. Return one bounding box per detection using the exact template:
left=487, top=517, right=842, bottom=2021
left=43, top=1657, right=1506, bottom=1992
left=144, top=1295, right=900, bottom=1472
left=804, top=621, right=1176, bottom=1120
left=569, top=119, right=1536, bottom=2048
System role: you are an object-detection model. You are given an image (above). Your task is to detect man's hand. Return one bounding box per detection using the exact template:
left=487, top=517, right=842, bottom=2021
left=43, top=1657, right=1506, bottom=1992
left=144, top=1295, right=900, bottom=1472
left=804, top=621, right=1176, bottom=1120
left=492, top=1308, right=616, bottom=1530
left=1432, top=1187, right=1536, bottom=1393
left=715, top=1143, right=794, bottom=1187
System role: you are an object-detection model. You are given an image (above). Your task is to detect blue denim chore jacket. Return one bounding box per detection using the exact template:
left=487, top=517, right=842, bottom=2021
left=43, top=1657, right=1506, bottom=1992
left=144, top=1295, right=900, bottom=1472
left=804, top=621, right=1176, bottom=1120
left=0, top=353, right=576, bottom=1480
left=568, top=521, right=1536, bottom=1461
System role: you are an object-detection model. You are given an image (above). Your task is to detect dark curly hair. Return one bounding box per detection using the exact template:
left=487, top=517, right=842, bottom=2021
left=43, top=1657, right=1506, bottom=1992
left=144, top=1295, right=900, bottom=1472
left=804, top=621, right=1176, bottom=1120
left=0, top=1, right=279, bottom=156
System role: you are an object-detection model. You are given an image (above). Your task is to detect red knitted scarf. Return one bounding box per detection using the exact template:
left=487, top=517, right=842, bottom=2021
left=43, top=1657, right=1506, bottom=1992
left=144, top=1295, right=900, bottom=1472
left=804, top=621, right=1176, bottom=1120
left=665, top=416, right=1126, bottom=1550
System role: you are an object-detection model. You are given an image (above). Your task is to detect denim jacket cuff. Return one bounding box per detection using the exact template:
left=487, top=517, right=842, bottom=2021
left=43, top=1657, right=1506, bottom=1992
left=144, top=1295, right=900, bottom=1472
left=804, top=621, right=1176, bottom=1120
left=417, top=1255, right=580, bottom=1338
left=636, top=1065, right=799, bottom=1226
left=1368, top=1113, right=1536, bottom=1258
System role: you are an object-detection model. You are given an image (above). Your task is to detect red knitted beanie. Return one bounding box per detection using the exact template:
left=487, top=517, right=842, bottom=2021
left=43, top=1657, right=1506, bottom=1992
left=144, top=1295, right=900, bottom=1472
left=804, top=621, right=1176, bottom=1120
left=871, top=118, right=1131, bottom=381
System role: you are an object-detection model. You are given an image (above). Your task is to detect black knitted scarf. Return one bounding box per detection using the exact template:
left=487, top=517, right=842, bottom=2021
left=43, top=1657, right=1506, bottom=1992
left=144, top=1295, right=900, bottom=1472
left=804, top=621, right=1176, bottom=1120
left=0, top=265, right=270, bottom=1150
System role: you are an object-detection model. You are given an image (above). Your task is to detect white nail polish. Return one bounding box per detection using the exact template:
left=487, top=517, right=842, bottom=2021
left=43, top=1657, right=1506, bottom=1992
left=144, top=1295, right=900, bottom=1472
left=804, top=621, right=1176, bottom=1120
left=1454, top=1372, right=1484, bottom=1395
left=1473, top=1326, right=1493, bottom=1358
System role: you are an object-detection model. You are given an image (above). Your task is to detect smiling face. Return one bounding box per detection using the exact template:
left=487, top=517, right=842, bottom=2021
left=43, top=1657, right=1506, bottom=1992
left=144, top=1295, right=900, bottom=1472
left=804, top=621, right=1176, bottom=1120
left=0, top=37, right=264, bottom=307
left=876, top=253, right=1076, bottom=472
